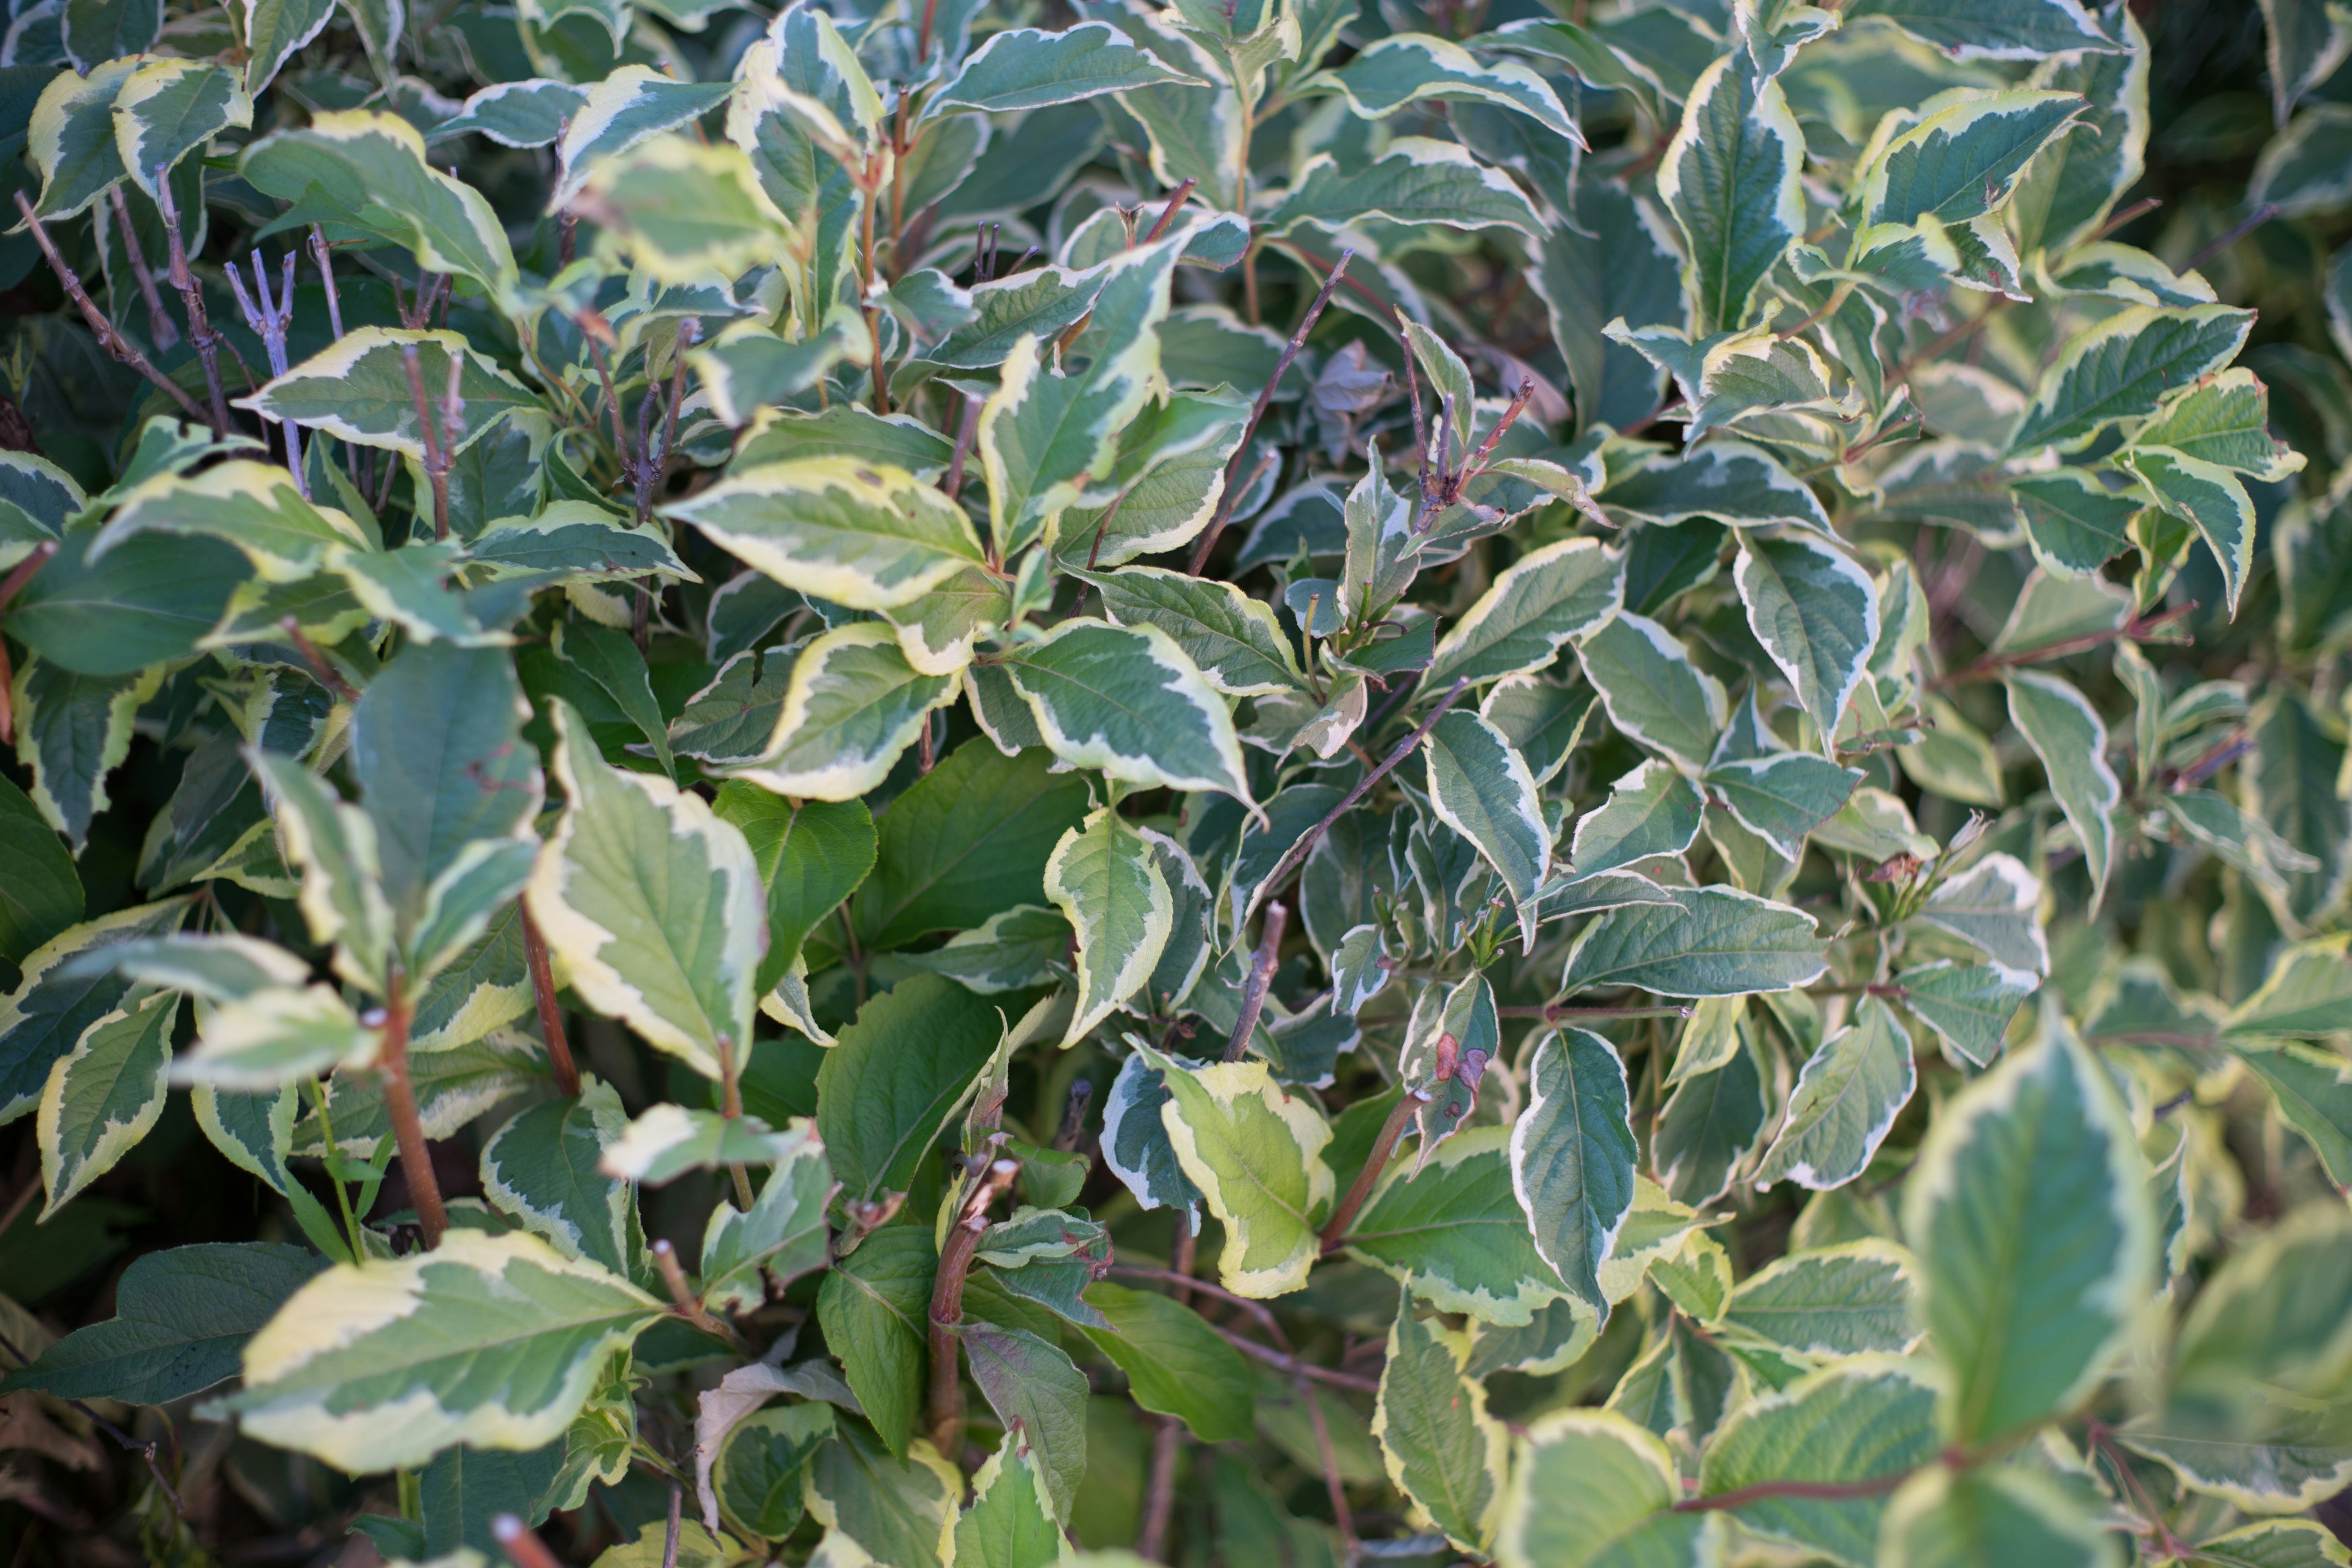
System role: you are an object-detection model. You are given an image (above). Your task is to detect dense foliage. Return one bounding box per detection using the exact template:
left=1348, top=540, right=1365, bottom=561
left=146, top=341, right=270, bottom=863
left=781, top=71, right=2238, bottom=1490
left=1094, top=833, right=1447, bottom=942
left=1, top=0, right=2350, bottom=1563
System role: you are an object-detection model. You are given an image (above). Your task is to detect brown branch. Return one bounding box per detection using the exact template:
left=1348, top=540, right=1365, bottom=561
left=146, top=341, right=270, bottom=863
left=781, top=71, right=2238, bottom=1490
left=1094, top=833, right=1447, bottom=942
left=1301, top=1366, right=1356, bottom=1555
left=1319, top=1088, right=1428, bottom=1252
left=279, top=616, right=360, bottom=702
left=1138, top=1417, right=1184, bottom=1562
left=401, top=345, right=456, bottom=541
left=491, top=1516, right=566, bottom=1568
left=1672, top=1471, right=1913, bottom=1513
left=926, top=1156, right=1020, bottom=1457
left=519, top=904, right=579, bottom=1096
left=1250, top=677, right=1472, bottom=905
left=650, top=1238, right=752, bottom=1352
left=1053, top=1079, right=1093, bottom=1152
left=0, top=1325, right=184, bottom=1515
left=13, top=192, right=208, bottom=424
left=151, top=176, right=232, bottom=436
left=1221, top=901, right=1287, bottom=1063
left=1216, top=1324, right=1383, bottom=1393
left=944, top=390, right=982, bottom=503
left=1930, top=603, right=2196, bottom=690
left=2187, top=203, right=2275, bottom=271
left=0, top=540, right=56, bottom=620
left=1498, top=1002, right=1692, bottom=1020
left=105, top=187, right=178, bottom=350
left=309, top=227, right=345, bottom=339
left=1142, top=178, right=1197, bottom=244
left=374, top=969, right=448, bottom=1247
left=1185, top=249, right=1353, bottom=575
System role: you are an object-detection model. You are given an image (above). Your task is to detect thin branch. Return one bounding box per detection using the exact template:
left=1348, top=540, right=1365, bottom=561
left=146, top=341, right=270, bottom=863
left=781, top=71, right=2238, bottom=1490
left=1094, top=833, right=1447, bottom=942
left=371, top=969, right=447, bottom=1246
left=1931, top=603, right=2195, bottom=690
left=105, top=187, right=178, bottom=350
left=279, top=616, right=360, bottom=701
left=1185, top=249, right=1353, bottom=574
left=402, top=344, right=456, bottom=541
left=1300, top=1365, right=1356, bottom=1555
left=519, top=903, right=580, bottom=1096
left=1250, top=677, right=1472, bottom=905
left=0, top=1326, right=184, bottom=1515
left=1319, top=1088, right=1428, bottom=1252
left=1142, top=177, right=1197, bottom=244
left=1216, top=1325, right=1382, bottom=1394
left=150, top=175, right=232, bottom=435
left=662, top=1479, right=684, bottom=1568
left=491, top=1516, right=566, bottom=1568
left=0, top=540, right=56, bottom=619
left=1221, top=901, right=1287, bottom=1063
left=309, top=226, right=345, bottom=339
left=1139, top=1417, right=1184, bottom=1562
left=650, top=1238, right=752, bottom=1352
left=927, top=1155, right=1020, bottom=1457
left=1053, top=1079, right=1093, bottom=1153
left=13, top=192, right=207, bottom=424
left=2187, top=203, right=2275, bottom=271
left=943, top=390, right=981, bottom=501
left=1672, top=1471, right=1913, bottom=1513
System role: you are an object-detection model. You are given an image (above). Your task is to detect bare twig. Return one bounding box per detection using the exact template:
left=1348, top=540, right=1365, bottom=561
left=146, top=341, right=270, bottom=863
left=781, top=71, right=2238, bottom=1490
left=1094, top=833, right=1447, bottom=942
left=401, top=344, right=458, bottom=541
left=0, top=540, right=56, bottom=620
left=662, top=1479, right=684, bottom=1568
left=150, top=176, right=232, bottom=435
left=1139, top=1417, right=1184, bottom=1562
left=1301, top=1367, right=1356, bottom=1554
left=1672, top=1471, right=1915, bottom=1513
left=1931, top=603, right=2195, bottom=690
left=0, top=1326, right=185, bottom=1515
left=1185, top=249, right=1353, bottom=573
left=650, top=1238, right=753, bottom=1351
left=227, top=252, right=304, bottom=491
left=105, top=187, right=178, bottom=350
left=519, top=903, right=579, bottom=1096
left=1221, top=902, right=1287, bottom=1063
left=279, top=616, right=360, bottom=701
left=309, top=226, right=345, bottom=339
left=1053, top=1079, right=1093, bottom=1152
left=1251, top=678, right=1472, bottom=904
left=1142, top=178, right=1197, bottom=244
left=14, top=192, right=207, bottom=423
left=944, top=390, right=982, bottom=502
left=2187, top=203, right=2276, bottom=271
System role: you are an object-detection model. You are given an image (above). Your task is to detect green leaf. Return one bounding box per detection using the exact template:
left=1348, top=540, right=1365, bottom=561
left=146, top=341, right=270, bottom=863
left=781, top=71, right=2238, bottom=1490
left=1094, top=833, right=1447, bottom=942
left=221, top=1230, right=662, bottom=1471
left=808, top=1423, right=959, bottom=1568
left=1268, top=137, right=1547, bottom=239
left=961, top=1322, right=1088, bottom=1520
left=1509, top=1028, right=1637, bottom=1316
left=586, top=135, right=788, bottom=284
left=2234, top=1046, right=2352, bottom=1185
left=816, top=974, right=1003, bottom=1209
left=953, top=1433, right=1066, bottom=1568
left=1899, top=961, right=2033, bottom=1068
left=700, top=1123, right=832, bottom=1312
left=1325, top=34, right=1580, bottom=143
left=1348, top=1126, right=1570, bottom=1326
left=2008, top=304, right=2255, bottom=454
left=853, top=739, right=1093, bottom=950
left=1722, top=1240, right=1920, bottom=1357
left=2250, top=102, right=2352, bottom=217
left=1046, top=808, right=1172, bottom=1047
left=110, top=59, right=251, bottom=197
left=243, top=0, right=338, bottom=96
left=2009, top=15, right=2149, bottom=255
left=2161, top=1523, right=2350, bottom=1568
left=0, top=898, right=192, bottom=1123
left=718, top=1403, right=832, bottom=1543
left=10, top=660, right=159, bottom=853
left=1916, top=854, right=2049, bottom=978
left=1695, top=1357, right=1941, bottom=1566
left=1734, top=533, right=1881, bottom=741
left=0, top=772, right=79, bottom=965
left=2122, top=445, right=2256, bottom=617
left=1495, top=1410, right=1702, bottom=1568
left=932, top=21, right=1204, bottom=115
left=2010, top=469, right=2139, bottom=576
left=9, top=522, right=249, bottom=679
left=1754, top=998, right=1917, bottom=1191
left=667, top=458, right=986, bottom=612
left=1600, top=438, right=1837, bottom=539
left=1099, top=1051, right=1204, bottom=1222
left=1078, top=1281, right=1252, bottom=1442
left=1705, top=753, right=1864, bottom=859
left=553, top=66, right=735, bottom=198
left=1423, top=710, right=1548, bottom=924
left=1375, top=1291, right=1509, bottom=1555
left=239, top=110, right=519, bottom=306
left=2004, top=671, right=2120, bottom=908
left=1140, top=1044, right=1333, bottom=1299
left=529, top=699, right=763, bottom=1079
left=480, top=1080, right=641, bottom=1281
left=1879, top=1466, right=2119, bottom=1568
left=1862, top=89, right=2084, bottom=227
left=2247, top=688, right=2351, bottom=925
left=1, top=1241, right=323, bottom=1404
left=1575, top=611, right=1725, bottom=769
left=39, top=987, right=178, bottom=1217
left=1007, top=619, right=1252, bottom=805
left=239, top=328, right=539, bottom=461
left=1841, top=0, right=2119, bottom=59
left=1654, top=1041, right=1768, bottom=1205
left=1569, top=759, right=1704, bottom=880
left=1427, top=538, right=1624, bottom=690
left=26, top=58, right=138, bottom=219
left=2138, top=368, right=2304, bottom=481
left=723, top=624, right=960, bottom=801
left=815, top=1227, right=934, bottom=1456
left=714, top=786, right=875, bottom=995
left=1658, top=51, right=1806, bottom=332
left=1560, top=886, right=1828, bottom=998
left=1080, top=566, right=1306, bottom=697
left=552, top=616, right=675, bottom=780
left=1905, top=1010, right=2155, bottom=1444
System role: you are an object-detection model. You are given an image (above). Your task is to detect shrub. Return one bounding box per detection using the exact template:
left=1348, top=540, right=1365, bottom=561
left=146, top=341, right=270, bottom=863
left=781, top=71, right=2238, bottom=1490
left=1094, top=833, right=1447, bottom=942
left=0, top=0, right=2348, bottom=1563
